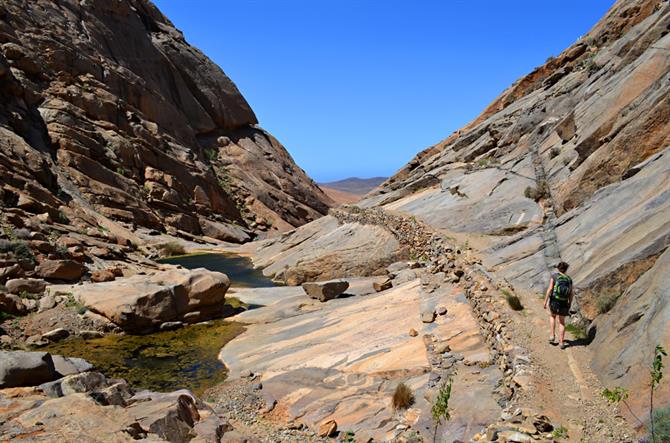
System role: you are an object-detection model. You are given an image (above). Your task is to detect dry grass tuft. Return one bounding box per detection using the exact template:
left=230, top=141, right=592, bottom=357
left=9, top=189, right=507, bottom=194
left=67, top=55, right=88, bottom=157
left=392, top=383, right=415, bottom=410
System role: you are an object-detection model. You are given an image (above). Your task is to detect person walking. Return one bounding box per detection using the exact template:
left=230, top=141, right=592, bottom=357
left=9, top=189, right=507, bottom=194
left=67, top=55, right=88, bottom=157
left=543, top=261, right=573, bottom=349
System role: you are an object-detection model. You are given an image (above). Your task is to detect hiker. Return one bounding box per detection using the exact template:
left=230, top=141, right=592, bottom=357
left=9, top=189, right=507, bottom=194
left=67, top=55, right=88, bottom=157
left=543, top=261, right=573, bottom=349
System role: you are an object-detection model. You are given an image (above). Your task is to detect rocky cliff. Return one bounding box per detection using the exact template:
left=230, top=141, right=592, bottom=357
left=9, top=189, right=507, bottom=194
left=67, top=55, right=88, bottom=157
left=250, top=0, right=670, bottom=426
left=0, top=0, right=332, bottom=242
left=360, top=0, right=670, bottom=417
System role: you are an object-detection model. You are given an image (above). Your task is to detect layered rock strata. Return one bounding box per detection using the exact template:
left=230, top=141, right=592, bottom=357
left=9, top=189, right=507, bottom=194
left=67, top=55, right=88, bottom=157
left=0, top=0, right=331, bottom=243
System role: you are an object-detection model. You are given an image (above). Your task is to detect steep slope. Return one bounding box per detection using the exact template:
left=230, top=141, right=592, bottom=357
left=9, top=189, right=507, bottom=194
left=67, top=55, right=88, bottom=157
left=246, top=0, right=670, bottom=429
left=0, top=0, right=331, bottom=241
left=360, top=0, right=670, bottom=421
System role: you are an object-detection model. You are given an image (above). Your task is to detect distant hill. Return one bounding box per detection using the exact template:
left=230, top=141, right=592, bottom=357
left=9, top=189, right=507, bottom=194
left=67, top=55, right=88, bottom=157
left=319, top=177, right=387, bottom=196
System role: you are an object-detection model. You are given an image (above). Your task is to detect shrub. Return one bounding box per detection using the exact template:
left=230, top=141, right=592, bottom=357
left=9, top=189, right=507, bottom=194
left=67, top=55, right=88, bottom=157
left=0, top=240, right=35, bottom=263
left=432, top=378, right=453, bottom=424
left=524, top=186, right=539, bottom=200
left=552, top=425, right=569, bottom=439
left=116, top=167, right=128, bottom=177
left=204, top=148, right=217, bottom=161
left=392, top=383, right=414, bottom=410
left=596, top=291, right=620, bottom=314
left=648, top=406, right=670, bottom=443
left=157, top=242, right=185, bottom=257
left=565, top=323, right=587, bottom=340
left=502, top=290, right=524, bottom=311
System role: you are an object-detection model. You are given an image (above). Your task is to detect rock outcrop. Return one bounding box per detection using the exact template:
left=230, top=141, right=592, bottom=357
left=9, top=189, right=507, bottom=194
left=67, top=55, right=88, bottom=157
left=71, top=268, right=231, bottom=333
left=248, top=215, right=404, bottom=285
left=0, top=0, right=331, bottom=244
left=241, top=0, right=670, bottom=428
left=0, top=351, right=233, bottom=442
left=356, top=0, right=670, bottom=422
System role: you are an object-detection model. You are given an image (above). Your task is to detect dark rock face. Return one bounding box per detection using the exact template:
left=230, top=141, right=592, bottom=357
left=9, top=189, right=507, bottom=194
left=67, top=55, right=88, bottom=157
left=0, top=350, right=57, bottom=388
left=0, top=0, right=331, bottom=240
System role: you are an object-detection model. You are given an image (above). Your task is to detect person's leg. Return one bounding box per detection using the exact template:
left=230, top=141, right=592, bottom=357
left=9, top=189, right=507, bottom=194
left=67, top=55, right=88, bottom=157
left=558, top=315, right=566, bottom=347
left=549, top=313, right=556, bottom=342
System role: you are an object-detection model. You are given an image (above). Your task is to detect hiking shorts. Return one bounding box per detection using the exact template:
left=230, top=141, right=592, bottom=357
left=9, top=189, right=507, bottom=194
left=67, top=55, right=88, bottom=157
left=549, top=298, right=570, bottom=317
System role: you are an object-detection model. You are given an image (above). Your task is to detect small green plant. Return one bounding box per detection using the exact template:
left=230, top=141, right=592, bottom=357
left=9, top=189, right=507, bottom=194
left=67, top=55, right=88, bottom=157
left=0, top=240, right=35, bottom=263
left=565, top=323, right=587, bottom=340
left=602, top=344, right=667, bottom=441
left=116, top=166, right=128, bottom=177
left=552, top=425, right=569, bottom=439
left=431, top=377, right=453, bottom=425
left=342, top=430, right=356, bottom=443
left=650, top=345, right=667, bottom=443
left=392, top=382, right=415, bottom=410
left=19, top=290, right=41, bottom=300
left=204, top=148, right=217, bottom=161
left=602, top=386, right=629, bottom=403
left=0, top=311, right=16, bottom=322
left=476, top=158, right=489, bottom=167
left=649, top=406, right=670, bottom=443
left=596, top=291, right=620, bottom=314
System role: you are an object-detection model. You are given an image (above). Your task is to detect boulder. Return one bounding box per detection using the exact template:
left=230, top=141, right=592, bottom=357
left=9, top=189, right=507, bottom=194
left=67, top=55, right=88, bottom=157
left=36, top=259, right=86, bottom=281
left=318, top=419, right=338, bottom=437
left=373, top=278, right=392, bottom=292
left=42, top=328, right=69, bottom=342
left=0, top=263, right=23, bottom=281
left=125, top=390, right=202, bottom=442
left=5, top=277, right=46, bottom=294
left=91, top=269, right=116, bottom=282
left=0, top=292, right=27, bottom=315
left=302, top=280, right=349, bottom=302
left=0, top=350, right=57, bottom=388
left=89, top=247, right=114, bottom=258
left=38, top=293, right=56, bottom=312
left=73, top=268, right=230, bottom=333
left=386, top=261, right=410, bottom=276
left=52, top=355, right=94, bottom=377
left=199, top=218, right=251, bottom=243
left=421, top=310, right=436, bottom=323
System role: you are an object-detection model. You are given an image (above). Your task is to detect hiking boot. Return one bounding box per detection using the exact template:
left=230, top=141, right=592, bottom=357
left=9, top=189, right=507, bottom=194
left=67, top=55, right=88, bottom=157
left=560, top=343, right=568, bottom=350
left=549, top=336, right=557, bottom=345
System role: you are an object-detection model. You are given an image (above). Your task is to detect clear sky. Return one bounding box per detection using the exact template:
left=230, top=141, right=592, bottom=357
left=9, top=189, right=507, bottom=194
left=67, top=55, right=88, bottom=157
left=153, top=0, right=614, bottom=182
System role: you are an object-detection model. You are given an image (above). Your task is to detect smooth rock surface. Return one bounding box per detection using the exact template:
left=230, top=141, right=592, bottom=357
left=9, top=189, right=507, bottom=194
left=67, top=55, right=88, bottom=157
left=71, top=268, right=230, bottom=333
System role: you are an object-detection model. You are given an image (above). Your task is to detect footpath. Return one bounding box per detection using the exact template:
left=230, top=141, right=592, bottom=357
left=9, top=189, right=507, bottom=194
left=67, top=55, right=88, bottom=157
left=332, top=206, right=635, bottom=442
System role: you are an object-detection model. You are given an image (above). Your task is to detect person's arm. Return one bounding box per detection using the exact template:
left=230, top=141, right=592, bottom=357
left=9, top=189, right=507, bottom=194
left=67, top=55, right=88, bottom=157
left=543, top=278, right=554, bottom=309
left=568, top=283, right=574, bottom=307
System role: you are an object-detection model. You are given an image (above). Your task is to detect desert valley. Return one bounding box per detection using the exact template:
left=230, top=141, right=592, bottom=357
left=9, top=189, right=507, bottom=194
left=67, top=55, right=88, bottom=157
left=1, top=0, right=669, bottom=442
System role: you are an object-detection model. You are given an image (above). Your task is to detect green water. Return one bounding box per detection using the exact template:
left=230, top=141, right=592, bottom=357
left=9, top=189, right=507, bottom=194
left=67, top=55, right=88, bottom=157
left=160, top=252, right=277, bottom=288
left=45, top=253, right=276, bottom=394
left=45, top=319, right=244, bottom=395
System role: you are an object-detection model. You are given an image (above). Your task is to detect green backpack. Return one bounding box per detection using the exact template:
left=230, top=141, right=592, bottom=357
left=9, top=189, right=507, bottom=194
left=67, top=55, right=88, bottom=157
left=552, top=274, right=572, bottom=301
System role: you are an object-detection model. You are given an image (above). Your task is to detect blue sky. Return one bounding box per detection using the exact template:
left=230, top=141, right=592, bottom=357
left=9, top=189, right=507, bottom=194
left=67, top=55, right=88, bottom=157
left=154, top=0, right=614, bottom=182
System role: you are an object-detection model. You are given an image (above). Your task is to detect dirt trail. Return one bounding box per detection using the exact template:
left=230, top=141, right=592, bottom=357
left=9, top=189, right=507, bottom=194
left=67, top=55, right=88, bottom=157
left=488, top=276, right=637, bottom=442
